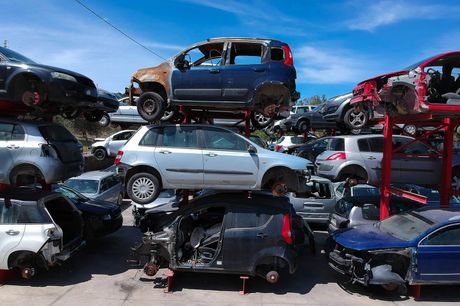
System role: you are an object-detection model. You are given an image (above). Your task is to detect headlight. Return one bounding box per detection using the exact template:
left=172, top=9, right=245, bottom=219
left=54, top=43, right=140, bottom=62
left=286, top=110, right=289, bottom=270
left=51, top=72, right=77, bottom=82
left=102, top=214, right=112, bottom=221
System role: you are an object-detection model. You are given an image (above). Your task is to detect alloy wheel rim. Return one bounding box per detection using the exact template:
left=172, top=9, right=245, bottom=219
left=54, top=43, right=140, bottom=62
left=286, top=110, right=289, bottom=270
left=255, top=112, right=270, bottom=124
left=132, top=177, right=155, bottom=199
left=452, top=176, right=460, bottom=190
left=349, top=111, right=365, bottom=126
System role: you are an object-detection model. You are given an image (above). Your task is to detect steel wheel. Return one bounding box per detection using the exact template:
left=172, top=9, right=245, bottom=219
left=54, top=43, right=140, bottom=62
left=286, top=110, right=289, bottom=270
left=251, top=111, right=274, bottom=128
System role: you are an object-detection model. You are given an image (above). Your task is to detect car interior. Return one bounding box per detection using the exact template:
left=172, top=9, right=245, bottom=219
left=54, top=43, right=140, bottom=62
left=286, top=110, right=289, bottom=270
left=425, top=53, right=460, bottom=104
left=44, top=197, right=83, bottom=246
left=175, top=207, right=225, bottom=266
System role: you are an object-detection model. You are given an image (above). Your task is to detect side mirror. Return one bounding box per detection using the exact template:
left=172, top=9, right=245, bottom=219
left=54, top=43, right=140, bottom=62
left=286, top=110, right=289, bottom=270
left=174, top=54, right=190, bottom=69
left=248, top=145, right=257, bottom=154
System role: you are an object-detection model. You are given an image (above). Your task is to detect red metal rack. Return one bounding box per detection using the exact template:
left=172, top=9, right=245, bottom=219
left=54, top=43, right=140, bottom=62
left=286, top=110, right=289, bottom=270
left=379, top=105, right=460, bottom=220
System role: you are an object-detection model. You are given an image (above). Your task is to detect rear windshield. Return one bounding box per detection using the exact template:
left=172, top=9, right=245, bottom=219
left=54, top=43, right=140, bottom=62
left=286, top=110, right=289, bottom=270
left=64, top=179, right=99, bottom=194
left=328, top=138, right=345, bottom=151
left=0, top=47, right=36, bottom=64
left=39, top=125, right=77, bottom=142
left=0, top=200, right=50, bottom=224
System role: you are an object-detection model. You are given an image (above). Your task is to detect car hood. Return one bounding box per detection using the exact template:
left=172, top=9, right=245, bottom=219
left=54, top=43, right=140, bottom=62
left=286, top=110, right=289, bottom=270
left=260, top=147, right=312, bottom=167
left=332, top=224, right=412, bottom=251
left=13, top=62, right=94, bottom=80
left=324, top=93, right=353, bottom=107
left=77, top=198, right=119, bottom=215
left=91, top=140, right=107, bottom=148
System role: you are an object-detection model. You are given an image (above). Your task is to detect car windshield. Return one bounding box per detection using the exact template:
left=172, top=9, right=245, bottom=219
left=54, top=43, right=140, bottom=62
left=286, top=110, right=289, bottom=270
left=291, top=136, right=304, bottom=144
left=54, top=186, right=88, bottom=203
left=378, top=211, right=434, bottom=241
left=404, top=55, right=436, bottom=70
left=0, top=47, right=36, bottom=64
left=64, top=179, right=99, bottom=194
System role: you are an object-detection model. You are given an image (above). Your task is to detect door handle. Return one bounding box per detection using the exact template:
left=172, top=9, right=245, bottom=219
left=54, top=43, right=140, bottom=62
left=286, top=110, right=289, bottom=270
left=206, top=152, right=218, bottom=157
left=257, top=233, right=267, bottom=239
left=209, top=68, right=220, bottom=74
left=5, top=230, right=20, bottom=236
left=253, top=67, right=265, bottom=72
left=367, top=156, right=376, bottom=160
left=6, top=144, right=19, bottom=150
left=159, top=150, right=172, bottom=154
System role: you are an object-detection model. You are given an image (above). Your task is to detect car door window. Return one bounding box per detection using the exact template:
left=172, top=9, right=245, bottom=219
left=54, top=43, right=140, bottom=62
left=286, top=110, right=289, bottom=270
left=368, top=137, right=384, bottom=152
left=423, top=225, right=460, bottom=246
left=358, top=139, right=371, bottom=152
left=11, top=125, right=25, bottom=141
left=0, top=123, right=14, bottom=141
left=160, top=126, right=199, bottom=149
left=398, top=142, right=434, bottom=155
left=228, top=42, right=264, bottom=65
left=100, top=175, right=120, bottom=193
left=184, top=43, right=224, bottom=67
left=113, top=131, right=132, bottom=141
left=139, top=128, right=159, bottom=146
left=99, top=178, right=110, bottom=193
left=202, top=127, right=249, bottom=151
left=0, top=200, right=20, bottom=223
left=226, top=210, right=272, bottom=229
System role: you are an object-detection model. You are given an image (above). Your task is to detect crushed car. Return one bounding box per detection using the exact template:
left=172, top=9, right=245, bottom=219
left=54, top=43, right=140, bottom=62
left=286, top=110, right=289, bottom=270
left=128, top=37, right=299, bottom=127
left=0, top=46, right=100, bottom=121
left=347, top=51, right=460, bottom=129
left=130, top=192, right=315, bottom=283
left=328, top=208, right=460, bottom=291
left=0, top=188, right=85, bottom=278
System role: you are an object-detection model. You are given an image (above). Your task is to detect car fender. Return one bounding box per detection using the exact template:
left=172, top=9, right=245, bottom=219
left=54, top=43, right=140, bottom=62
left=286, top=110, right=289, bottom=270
left=126, top=162, right=165, bottom=186
left=251, top=245, right=298, bottom=275
left=256, top=160, right=309, bottom=188
left=5, top=68, right=52, bottom=97
left=335, top=160, right=370, bottom=179
left=5, top=161, right=47, bottom=185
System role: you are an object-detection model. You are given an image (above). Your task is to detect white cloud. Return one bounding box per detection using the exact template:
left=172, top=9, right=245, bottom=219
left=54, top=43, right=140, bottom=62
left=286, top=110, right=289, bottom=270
left=295, top=45, right=378, bottom=84
left=345, top=0, right=456, bottom=31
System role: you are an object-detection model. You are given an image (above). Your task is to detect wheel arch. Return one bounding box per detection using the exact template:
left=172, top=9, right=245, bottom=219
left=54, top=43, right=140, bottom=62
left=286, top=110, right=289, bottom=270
left=337, top=163, right=369, bottom=182
left=125, top=164, right=163, bottom=187
left=252, top=82, right=291, bottom=108
left=6, top=71, right=47, bottom=100
left=260, top=166, right=299, bottom=191
left=140, top=81, right=168, bottom=101
left=8, top=163, right=45, bottom=185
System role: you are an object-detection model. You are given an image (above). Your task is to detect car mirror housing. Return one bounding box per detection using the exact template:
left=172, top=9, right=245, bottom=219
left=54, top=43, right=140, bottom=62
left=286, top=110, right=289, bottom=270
left=248, top=145, right=257, bottom=154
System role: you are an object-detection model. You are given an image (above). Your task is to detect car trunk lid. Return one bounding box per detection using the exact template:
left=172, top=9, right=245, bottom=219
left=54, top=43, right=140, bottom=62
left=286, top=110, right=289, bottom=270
left=39, top=125, right=83, bottom=163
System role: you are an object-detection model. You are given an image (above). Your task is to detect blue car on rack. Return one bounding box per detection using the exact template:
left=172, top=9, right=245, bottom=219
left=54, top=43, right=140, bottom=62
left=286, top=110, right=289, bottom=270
left=328, top=208, right=460, bottom=291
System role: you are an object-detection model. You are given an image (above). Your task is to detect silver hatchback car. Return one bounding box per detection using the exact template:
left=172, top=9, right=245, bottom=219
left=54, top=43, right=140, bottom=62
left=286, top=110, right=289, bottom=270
left=115, top=124, right=312, bottom=204
left=315, top=134, right=460, bottom=187
left=0, top=118, right=83, bottom=185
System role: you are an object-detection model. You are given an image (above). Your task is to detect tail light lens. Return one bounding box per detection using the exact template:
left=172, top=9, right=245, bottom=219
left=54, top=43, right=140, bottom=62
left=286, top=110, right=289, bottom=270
left=326, top=152, right=346, bottom=160
left=282, top=214, right=293, bottom=245
left=282, top=45, right=294, bottom=65
left=275, top=145, right=282, bottom=151
left=114, top=151, right=124, bottom=165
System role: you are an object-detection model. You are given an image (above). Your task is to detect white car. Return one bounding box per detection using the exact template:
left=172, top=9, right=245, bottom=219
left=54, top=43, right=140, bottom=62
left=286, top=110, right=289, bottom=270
left=131, top=189, right=177, bottom=226
left=0, top=188, right=84, bottom=278
left=115, top=124, right=313, bottom=204
left=274, top=135, right=307, bottom=152
left=90, top=130, right=136, bottom=160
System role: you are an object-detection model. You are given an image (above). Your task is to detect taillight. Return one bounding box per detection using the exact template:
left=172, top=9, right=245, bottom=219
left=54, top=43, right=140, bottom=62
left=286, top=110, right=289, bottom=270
left=282, top=214, right=293, bottom=245
left=282, top=45, right=294, bottom=65
left=114, top=151, right=124, bottom=165
left=275, top=145, right=282, bottom=151
left=326, top=152, right=346, bottom=160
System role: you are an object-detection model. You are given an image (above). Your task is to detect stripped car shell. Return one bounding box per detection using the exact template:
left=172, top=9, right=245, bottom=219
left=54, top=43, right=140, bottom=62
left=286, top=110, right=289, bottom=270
left=348, top=51, right=460, bottom=128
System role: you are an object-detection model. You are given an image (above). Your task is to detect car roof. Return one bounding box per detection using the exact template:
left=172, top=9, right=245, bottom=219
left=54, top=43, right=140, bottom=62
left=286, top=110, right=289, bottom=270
left=68, top=171, right=114, bottom=180
left=206, top=37, right=281, bottom=43
left=0, top=187, right=60, bottom=202
left=327, top=134, right=414, bottom=140
left=414, top=208, right=460, bottom=224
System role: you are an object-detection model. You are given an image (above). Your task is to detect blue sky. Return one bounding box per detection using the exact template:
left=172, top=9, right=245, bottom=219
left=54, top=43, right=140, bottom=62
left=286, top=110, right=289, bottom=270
left=2, top=0, right=459, bottom=100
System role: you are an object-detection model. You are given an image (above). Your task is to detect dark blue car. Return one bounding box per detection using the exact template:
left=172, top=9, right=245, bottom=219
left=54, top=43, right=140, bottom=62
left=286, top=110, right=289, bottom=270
left=328, top=208, right=460, bottom=291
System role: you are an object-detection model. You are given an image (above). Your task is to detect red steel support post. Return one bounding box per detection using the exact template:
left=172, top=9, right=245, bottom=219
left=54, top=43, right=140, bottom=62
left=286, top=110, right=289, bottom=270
left=244, top=110, right=251, bottom=137
left=440, top=117, right=454, bottom=208
left=380, top=115, right=393, bottom=220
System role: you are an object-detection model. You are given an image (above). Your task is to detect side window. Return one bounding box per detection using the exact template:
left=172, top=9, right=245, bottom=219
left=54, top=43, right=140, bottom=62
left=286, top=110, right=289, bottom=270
left=358, top=139, right=370, bottom=152
left=227, top=210, right=273, bottom=229
left=0, top=123, right=14, bottom=141
left=0, top=200, right=20, bottom=223
left=139, top=128, right=159, bottom=146
left=11, top=125, right=25, bottom=141
left=328, top=138, right=344, bottom=151
left=336, top=183, right=344, bottom=195
left=113, top=132, right=131, bottom=141
left=99, top=178, right=109, bottom=193
left=184, top=43, right=224, bottom=67
left=368, top=138, right=384, bottom=152
left=203, top=128, right=249, bottom=151
left=228, top=42, right=263, bottom=65
left=104, top=175, right=120, bottom=190
left=271, top=47, right=284, bottom=61
left=160, top=126, right=199, bottom=148
left=398, top=142, right=432, bottom=155
left=424, top=226, right=460, bottom=246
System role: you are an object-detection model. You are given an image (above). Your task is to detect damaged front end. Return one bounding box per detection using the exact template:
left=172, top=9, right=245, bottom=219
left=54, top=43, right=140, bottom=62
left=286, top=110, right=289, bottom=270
left=329, top=243, right=411, bottom=288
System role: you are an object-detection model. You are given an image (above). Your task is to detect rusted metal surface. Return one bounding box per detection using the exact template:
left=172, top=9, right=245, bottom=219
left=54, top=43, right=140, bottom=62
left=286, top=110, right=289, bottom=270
left=129, top=62, right=172, bottom=105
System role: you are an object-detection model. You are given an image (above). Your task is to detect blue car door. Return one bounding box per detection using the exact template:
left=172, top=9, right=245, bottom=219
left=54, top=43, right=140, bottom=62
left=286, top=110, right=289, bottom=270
left=171, top=42, right=225, bottom=102
left=416, top=224, right=460, bottom=283
left=220, top=41, right=268, bottom=104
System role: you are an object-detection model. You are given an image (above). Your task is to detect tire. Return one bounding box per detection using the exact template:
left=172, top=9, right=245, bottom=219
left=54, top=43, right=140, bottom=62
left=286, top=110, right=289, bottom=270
left=127, top=172, right=161, bottom=204
left=19, top=78, right=44, bottom=107
left=295, top=119, right=309, bottom=134
left=251, top=111, right=274, bottom=128
left=344, top=107, right=368, bottom=129
left=137, top=92, right=166, bottom=122
left=84, top=110, right=104, bottom=122
left=403, top=124, right=417, bottom=135
left=99, top=113, right=110, bottom=127
left=93, top=148, right=107, bottom=161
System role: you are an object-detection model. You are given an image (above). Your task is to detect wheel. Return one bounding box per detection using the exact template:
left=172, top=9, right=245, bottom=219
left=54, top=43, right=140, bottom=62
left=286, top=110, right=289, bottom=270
left=19, top=78, right=44, bottom=107
left=266, top=270, right=279, bottom=284
left=403, top=124, right=417, bottom=135
left=251, top=111, right=274, bottom=128
left=160, top=108, right=175, bottom=121
left=344, top=107, right=368, bottom=129
left=99, top=113, right=110, bottom=127
left=127, top=172, right=161, bottom=204
left=271, top=181, right=288, bottom=196
left=116, top=193, right=123, bottom=206
left=295, top=119, right=309, bottom=134
left=137, top=92, right=166, bottom=122
left=350, top=128, right=361, bottom=135
left=93, top=148, right=107, bottom=161
left=84, top=110, right=104, bottom=122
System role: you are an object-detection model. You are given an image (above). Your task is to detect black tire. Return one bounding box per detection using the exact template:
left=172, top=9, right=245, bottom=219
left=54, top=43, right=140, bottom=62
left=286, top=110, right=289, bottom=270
left=251, top=111, right=274, bottom=128
left=84, top=110, right=104, bottom=122
left=337, top=167, right=368, bottom=183
left=93, top=148, right=107, bottom=161
left=295, top=119, right=309, bottom=134
left=99, top=113, right=110, bottom=127
left=127, top=172, right=161, bottom=204
left=344, top=107, right=368, bottom=129
left=137, top=92, right=166, bottom=122
left=18, top=78, right=44, bottom=107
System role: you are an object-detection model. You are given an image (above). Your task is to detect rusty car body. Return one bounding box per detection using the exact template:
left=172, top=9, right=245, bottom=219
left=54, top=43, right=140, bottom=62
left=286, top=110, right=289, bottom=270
left=128, top=38, right=299, bottom=127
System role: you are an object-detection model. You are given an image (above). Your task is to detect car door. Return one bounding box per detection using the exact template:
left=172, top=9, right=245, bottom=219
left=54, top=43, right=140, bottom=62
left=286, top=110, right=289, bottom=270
left=0, top=200, right=25, bottom=269
left=154, top=126, right=204, bottom=187
left=220, top=41, right=268, bottom=104
left=358, top=137, right=399, bottom=182
left=171, top=42, right=225, bottom=101
left=416, top=224, right=460, bottom=283
left=107, top=131, right=133, bottom=156
left=0, top=122, right=24, bottom=180
left=201, top=126, right=259, bottom=187
left=292, top=180, right=335, bottom=223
